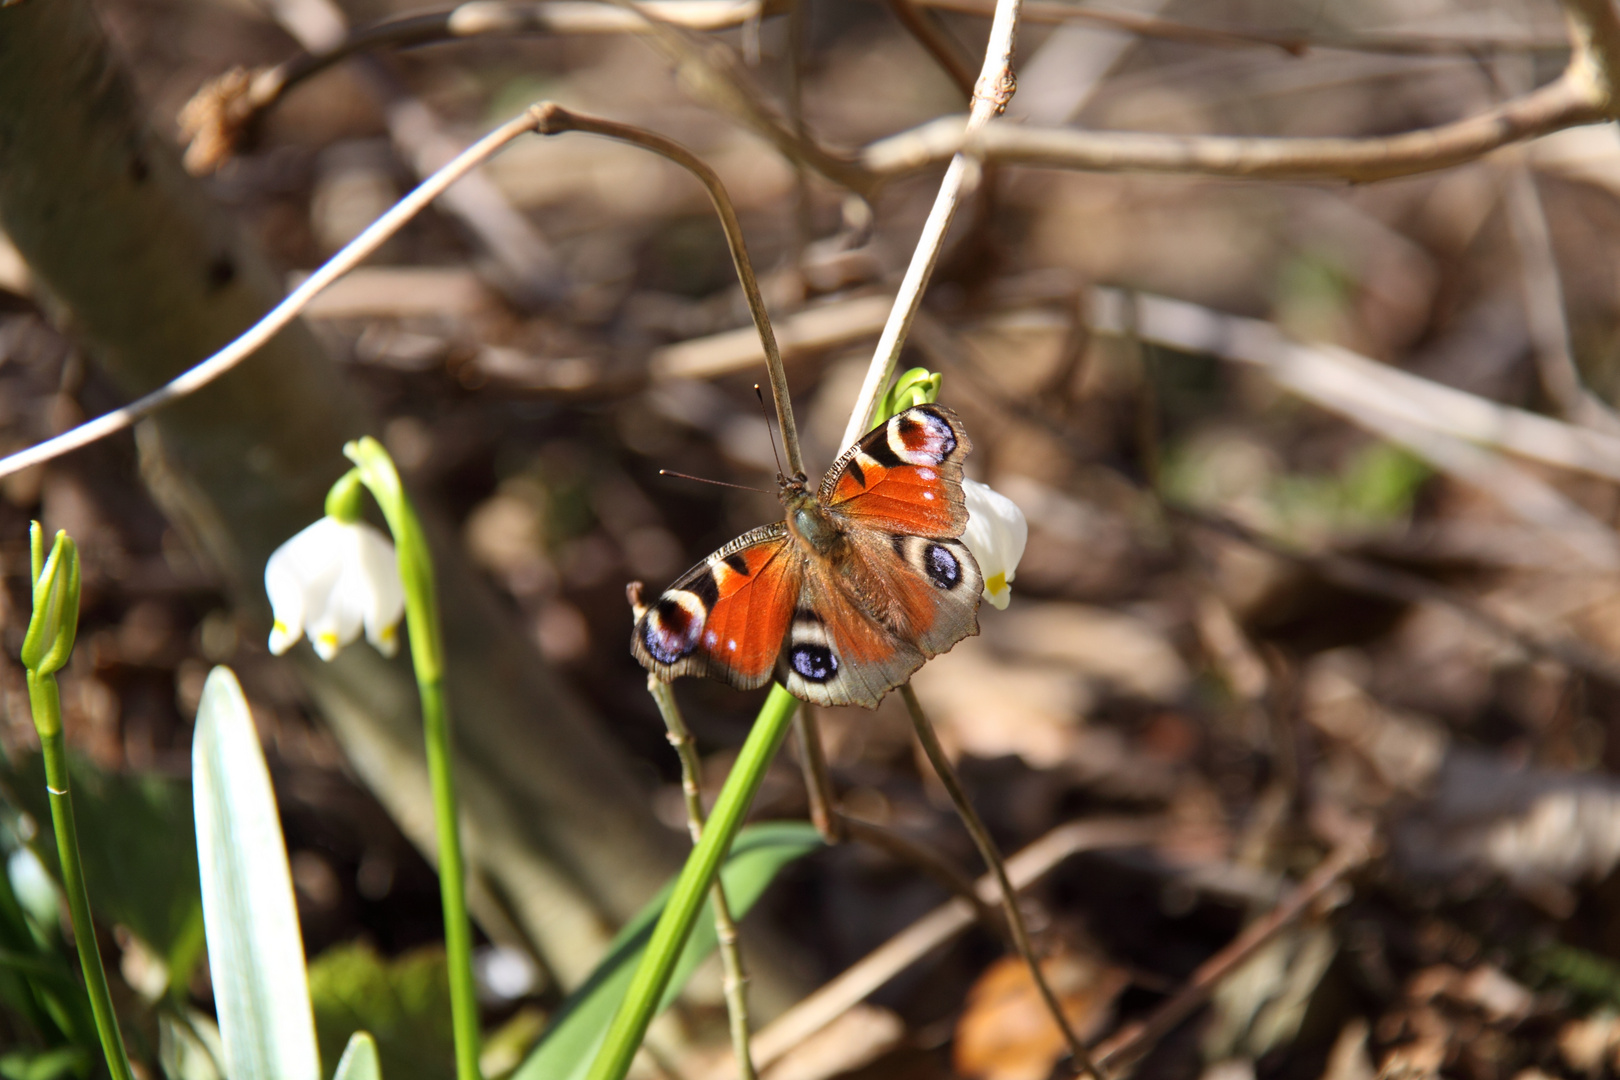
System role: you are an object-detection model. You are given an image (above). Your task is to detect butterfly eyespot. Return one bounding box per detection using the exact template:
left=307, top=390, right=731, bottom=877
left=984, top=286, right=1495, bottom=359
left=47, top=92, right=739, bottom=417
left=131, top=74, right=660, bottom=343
left=924, top=543, right=961, bottom=589
left=887, top=409, right=956, bottom=466
left=790, top=642, right=838, bottom=682
left=641, top=591, right=707, bottom=664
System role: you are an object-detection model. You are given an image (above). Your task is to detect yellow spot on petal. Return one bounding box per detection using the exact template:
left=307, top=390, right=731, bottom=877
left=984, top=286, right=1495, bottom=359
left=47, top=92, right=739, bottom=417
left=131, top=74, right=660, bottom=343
left=268, top=621, right=297, bottom=655
left=984, top=572, right=1011, bottom=610
left=315, top=632, right=341, bottom=660
left=374, top=625, right=399, bottom=657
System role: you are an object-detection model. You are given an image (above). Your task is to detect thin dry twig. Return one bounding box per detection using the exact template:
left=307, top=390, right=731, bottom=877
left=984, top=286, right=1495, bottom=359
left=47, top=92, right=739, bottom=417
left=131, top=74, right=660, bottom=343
left=840, top=0, right=1025, bottom=447
left=902, top=685, right=1108, bottom=1080
left=0, top=100, right=809, bottom=482
left=528, top=102, right=804, bottom=476
left=908, top=0, right=1570, bottom=57
left=180, top=0, right=776, bottom=172
left=608, top=0, right=876, bottom=195
left=735, top=818, right=1166, bottom=1077
left=0, top=109, right=543, bottom=482
left=862, top=73, right=1601, bottom=181
left=863, top=0, right=1620, bottom=184
left=792, top=706, right=1005, bottom=934
left=1087, top=287, right=1620, bottom=484
left=255, top=0, right=565, bottom=307
left=1093, top=831, right=1376, bottom=1069
left=881, top=0, right=978, bottom=97
left=1502, top=161, right=1620, bottom=432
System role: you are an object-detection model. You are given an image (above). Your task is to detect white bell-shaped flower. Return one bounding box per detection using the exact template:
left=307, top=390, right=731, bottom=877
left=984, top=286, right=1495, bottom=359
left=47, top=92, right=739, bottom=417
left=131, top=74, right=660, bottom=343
left=961, top=478, right=1028, bottom=611
left=266, top=517, right=405, bottom=660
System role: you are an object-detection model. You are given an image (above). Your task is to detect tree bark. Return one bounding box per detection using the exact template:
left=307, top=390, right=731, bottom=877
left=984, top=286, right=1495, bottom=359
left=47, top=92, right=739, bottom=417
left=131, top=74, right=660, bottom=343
left=0, top=0, right=682, bottom=986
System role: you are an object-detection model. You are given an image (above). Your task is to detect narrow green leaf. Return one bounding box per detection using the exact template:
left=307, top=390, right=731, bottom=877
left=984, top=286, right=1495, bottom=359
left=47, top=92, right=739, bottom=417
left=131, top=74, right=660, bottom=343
left=193, top=666, right=320, bottom=1080
left=333, top=1032, right=381, bottom=1080
left=514, top=820, right=823, bottom=1080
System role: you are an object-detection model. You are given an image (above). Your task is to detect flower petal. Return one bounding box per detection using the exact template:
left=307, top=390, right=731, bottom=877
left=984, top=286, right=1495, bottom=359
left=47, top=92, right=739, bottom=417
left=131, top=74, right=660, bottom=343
left=265, top=518, right=346, bottom=653
left=351, top=524, right=406, bottom=649
left=961, top=479, right=1029, bottom=609
left=263, top=517, right=404, bottom=661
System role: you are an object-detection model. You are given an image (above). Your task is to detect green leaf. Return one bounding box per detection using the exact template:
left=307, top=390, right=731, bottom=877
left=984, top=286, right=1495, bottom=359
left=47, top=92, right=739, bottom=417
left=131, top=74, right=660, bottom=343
left=514, top=820, right=823, bottom=1080
left=0, top=752, right=203, bottom=988
left=193, top=666, right=319, bottom=1080
left=308, top=944, right=452, bottom=1080
left=332, top=1032, right=381, bottom=1080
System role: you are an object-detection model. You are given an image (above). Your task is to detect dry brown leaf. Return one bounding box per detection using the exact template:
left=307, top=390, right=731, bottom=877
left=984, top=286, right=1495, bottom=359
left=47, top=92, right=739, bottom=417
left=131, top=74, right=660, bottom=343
left=953, top=951, right=1127, bottom=1080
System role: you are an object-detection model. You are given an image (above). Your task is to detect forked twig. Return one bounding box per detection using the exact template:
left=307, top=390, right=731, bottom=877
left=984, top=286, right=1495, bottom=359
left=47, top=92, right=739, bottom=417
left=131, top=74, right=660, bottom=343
left=0, top=101, right=804, bottom=482
left=906, top=0, right=1568, bottom=57
left=863, top=0, right=1620, bottom=183
left=901, top=686, right=1107, bottom=1080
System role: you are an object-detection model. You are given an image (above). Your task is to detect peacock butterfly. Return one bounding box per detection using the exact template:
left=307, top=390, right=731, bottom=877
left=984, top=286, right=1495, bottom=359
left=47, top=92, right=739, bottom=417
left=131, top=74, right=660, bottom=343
left=632, top=403, right=982, bottom=708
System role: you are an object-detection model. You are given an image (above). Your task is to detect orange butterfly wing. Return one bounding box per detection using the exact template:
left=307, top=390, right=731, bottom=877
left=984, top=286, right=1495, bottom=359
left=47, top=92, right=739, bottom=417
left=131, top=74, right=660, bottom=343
left=631, top=524, right=802, bottom=690
left=821, top=404, right=971, bottom=538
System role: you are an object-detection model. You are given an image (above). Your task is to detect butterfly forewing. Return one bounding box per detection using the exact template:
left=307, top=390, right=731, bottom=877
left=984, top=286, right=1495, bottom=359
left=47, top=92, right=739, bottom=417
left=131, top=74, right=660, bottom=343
left=821, top=404, right=971, bottom=539
left=631, top=524, right=801, bottom=690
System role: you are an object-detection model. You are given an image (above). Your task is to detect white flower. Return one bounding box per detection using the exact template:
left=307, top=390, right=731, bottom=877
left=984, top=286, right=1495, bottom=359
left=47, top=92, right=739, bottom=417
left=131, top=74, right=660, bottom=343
left=961, top=478, right=1028, bottom=611
left=265, top=517, right=405, bottom=660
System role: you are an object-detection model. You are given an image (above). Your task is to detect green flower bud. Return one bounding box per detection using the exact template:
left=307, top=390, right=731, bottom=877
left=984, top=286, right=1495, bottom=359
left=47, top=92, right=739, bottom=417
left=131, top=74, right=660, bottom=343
left=22, top=525, right=81, bottom=677
left=325, top=468, right=366, bottom=524
left=876, top=368, right=943, bottom=423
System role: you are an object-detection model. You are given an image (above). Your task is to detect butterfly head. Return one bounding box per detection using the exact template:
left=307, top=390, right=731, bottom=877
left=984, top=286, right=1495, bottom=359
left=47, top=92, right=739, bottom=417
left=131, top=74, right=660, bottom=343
left=779, top=470, right=845, bottom=554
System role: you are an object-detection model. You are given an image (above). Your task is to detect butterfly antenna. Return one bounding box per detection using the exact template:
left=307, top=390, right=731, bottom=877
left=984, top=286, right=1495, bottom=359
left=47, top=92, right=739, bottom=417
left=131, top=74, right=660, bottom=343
left=755, top=384, right=788, bottom=480
left=659, top=470, right=772, bottom=494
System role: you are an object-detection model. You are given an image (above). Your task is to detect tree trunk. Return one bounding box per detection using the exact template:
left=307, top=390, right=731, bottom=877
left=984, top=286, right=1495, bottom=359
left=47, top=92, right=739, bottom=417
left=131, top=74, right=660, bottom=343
left=0, top=0, right=683, bottom=986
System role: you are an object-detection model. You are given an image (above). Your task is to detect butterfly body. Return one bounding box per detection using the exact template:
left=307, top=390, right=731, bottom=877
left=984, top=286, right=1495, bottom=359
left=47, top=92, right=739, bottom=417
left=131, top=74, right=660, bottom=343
left=632, top=404, right=983, bottom=708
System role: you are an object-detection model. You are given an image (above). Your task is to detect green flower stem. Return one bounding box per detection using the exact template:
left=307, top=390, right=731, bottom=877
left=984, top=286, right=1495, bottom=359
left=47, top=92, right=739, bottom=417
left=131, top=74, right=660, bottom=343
left=587, top=683, right=800, bottom=1080
left=343, top=439, right=479, bottom=1080
left=25, top=672, right=134, bottom=1080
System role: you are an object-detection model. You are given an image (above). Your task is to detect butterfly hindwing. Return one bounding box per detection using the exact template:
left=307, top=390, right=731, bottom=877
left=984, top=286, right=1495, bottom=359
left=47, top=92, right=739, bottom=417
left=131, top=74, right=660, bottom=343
left=778, top=531, right=984, bottom=708
left=821, top=404, right=971, bottom=539
left=878, top=533, right=983, bottom=656
left=631, top=524, right=801, bottom=690
left=778, top=567, right=926, bottom=708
